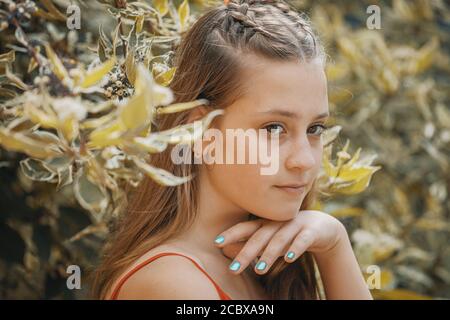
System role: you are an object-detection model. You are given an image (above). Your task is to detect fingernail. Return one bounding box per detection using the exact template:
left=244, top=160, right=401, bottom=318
left=229, top=260, right=240, bottom=272
left=286, top=251, right=295, bottom=260
left=256, top=261, right=267, bottom=271
left=214, top=235, right=225, bottom=244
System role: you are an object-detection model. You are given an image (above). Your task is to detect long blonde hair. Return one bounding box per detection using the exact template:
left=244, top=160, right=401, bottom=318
left=90, top=0, right=326, bottom=300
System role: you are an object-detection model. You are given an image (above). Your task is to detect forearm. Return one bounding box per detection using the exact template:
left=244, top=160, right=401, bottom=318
left=313, top=225, right=373, bottom=300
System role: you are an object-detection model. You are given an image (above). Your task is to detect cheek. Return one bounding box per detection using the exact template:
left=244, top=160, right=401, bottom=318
left=208, top=162, right=300, bottom=221
left=311, top=146, right=323, bottom=171
left=205, top=127, right=273, bottom=199
left=209, top=162, right=270, bottom=202
left=312, top=144, right=323, bottom=174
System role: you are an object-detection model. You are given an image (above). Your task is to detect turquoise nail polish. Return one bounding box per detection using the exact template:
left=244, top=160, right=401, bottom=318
left=214, top=235, right=225, bottom=244
left=286, top=251, right=295, bottom=260
left=256, top=261, right=267, bottom=271
left=229, top=261, right=240, bottom=271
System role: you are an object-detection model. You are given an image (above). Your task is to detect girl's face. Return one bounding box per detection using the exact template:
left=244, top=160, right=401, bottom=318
left=203, top=56, right=329, bottom=221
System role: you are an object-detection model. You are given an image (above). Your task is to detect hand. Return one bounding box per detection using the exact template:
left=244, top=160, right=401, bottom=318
left=214, top=210, right=347, bottom=275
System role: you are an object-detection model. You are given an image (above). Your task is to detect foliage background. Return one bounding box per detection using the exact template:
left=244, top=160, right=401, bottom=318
left=0, top=0, right=449, bottom=299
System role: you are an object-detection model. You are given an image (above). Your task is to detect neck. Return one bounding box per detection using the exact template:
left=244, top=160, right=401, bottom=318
left=170, top=166, right=250, bottom=258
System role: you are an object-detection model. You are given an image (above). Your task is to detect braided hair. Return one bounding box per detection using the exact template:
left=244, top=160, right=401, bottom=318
left=220, top=0, right=322, bottom=60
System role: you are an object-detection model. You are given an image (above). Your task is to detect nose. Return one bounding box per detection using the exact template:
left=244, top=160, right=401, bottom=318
left=285, top=135, right=317, bottom=171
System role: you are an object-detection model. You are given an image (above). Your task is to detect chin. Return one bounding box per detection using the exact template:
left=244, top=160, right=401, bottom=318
left=262, top=208, right=299, bottom=222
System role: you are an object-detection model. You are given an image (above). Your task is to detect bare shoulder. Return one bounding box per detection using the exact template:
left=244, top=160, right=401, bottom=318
left=114, top=244, right=221, bottom=300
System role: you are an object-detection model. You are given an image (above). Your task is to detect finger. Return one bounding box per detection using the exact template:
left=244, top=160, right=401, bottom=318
left=254, top=221, right=300, bottom=275
left=214, top=219, right=264, bottom=248
left=284, top=229, right=315, bottom=263
left=221, top=241, right=245, bottom=260
left=229, top=223, right=282, bottom=275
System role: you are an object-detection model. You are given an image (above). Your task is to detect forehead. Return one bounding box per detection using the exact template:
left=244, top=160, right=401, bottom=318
left=234, top=55, right=328, bottom=116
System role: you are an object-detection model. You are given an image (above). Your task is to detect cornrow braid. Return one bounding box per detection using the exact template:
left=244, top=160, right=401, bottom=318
left=224, top=0, right=274, bottom=38
left=266, top=0, right=319, bottom=49
left=222, top=0, right=319, bottom=55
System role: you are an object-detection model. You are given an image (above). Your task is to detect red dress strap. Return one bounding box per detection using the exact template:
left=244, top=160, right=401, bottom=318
left=109, top=252, right=232, bottom=300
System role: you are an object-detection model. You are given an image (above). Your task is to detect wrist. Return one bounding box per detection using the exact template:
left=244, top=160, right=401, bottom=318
left=313, top=222, right=350, bottom=261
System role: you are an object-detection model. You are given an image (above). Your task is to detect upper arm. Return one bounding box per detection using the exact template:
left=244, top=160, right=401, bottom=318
left=116, top=255, right=222, bottom=300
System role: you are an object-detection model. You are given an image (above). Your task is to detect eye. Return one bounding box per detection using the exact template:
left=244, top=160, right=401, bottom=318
left=308, top=124, right=328, bottom=136
left=263, top=123, right=286, bottom=136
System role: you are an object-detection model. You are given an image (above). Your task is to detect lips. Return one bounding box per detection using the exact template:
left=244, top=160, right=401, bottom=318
left=274, top=183, right=308, bottom=196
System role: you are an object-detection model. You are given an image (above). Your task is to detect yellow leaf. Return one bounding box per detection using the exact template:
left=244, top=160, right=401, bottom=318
left=119, top=65, right=153, bottom=130
left=154, top=0, right=169, bottom=16
left=156, top=98, right=208, bottom=115
left=39, top=0, right=67, bottom=21
left=152, top=82, right=174, bottom=106
left=337, top=37, right=361, bottom=63
left=325, top=62, right=349, bottom=81
left=339, top=166, right=373, bottom=181
left=135, top=15, right=145, bottom=33
left=25, top=104, right=59, bottom=129
left=134, top=109, right=224, bottom=151
left=393, top=0, right=416, bottom=21
left=132, top=156, right=192, bottom=186
left=157, top=109, right=224, bottom=144
left=5, top=65, right=30, bottom=90
left=373, top=246, right=397, bottom=262
left=81, top=112, right=116, bottom=130
left=377, top=67, right=399, bottom=94
left=27, top=55, right=39, bottom=73
left=120, top=89, right=150, bottom=130
left=178, top=0, right=190, bottom=31
left=371, top=289, right=433, bottom=300
left=0, top=50, right=15, bottom=64
left=44, top=44, right=69, bottom=82
left=133, top=135, right=168, bottom=153
left=331, top=207, right=365, bottom=218
left=60, top=115, right=79, bottom=142
left=0, top=128, right=61, bottom=159
left=344, top=147, right=361, bottom=167
left=415, top=218, right=450, bottom=232
left=125, top=51, right=137, bottom=86
left=334, top=166, right=381, bottom=195
left=409, top=37, right=439, bottom=75
left=80, top=57, right=116, bottom=88
left=155, top=66, right=176, bottom=86
left=88, top=120, right=125, bottom=148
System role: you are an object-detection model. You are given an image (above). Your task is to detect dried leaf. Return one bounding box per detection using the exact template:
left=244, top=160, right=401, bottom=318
left=79, top=57, right=116, bottom=89
left=132, top=156, right=192, bottom=186
left=73, top=167, right=109, bottom=219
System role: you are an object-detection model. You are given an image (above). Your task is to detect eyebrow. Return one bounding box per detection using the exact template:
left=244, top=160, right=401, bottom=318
left=257, top=109, right=330, bottom=120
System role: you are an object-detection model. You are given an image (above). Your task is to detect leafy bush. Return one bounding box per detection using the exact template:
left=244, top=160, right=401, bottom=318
left=0, top=0, right=448, bottom=299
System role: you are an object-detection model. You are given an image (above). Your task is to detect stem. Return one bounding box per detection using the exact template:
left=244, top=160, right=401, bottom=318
left=115, top=0, right=127, bottom=58
left=11, top=17, right=43, bottom=69
left=118, top=17, right=128, bottom=58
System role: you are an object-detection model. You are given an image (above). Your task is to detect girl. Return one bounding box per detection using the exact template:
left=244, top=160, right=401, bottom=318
left=91, top=0, right=372, bottom=300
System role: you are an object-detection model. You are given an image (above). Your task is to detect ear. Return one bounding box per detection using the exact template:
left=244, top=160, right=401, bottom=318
left=186, top=105, right=211, bottom=124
